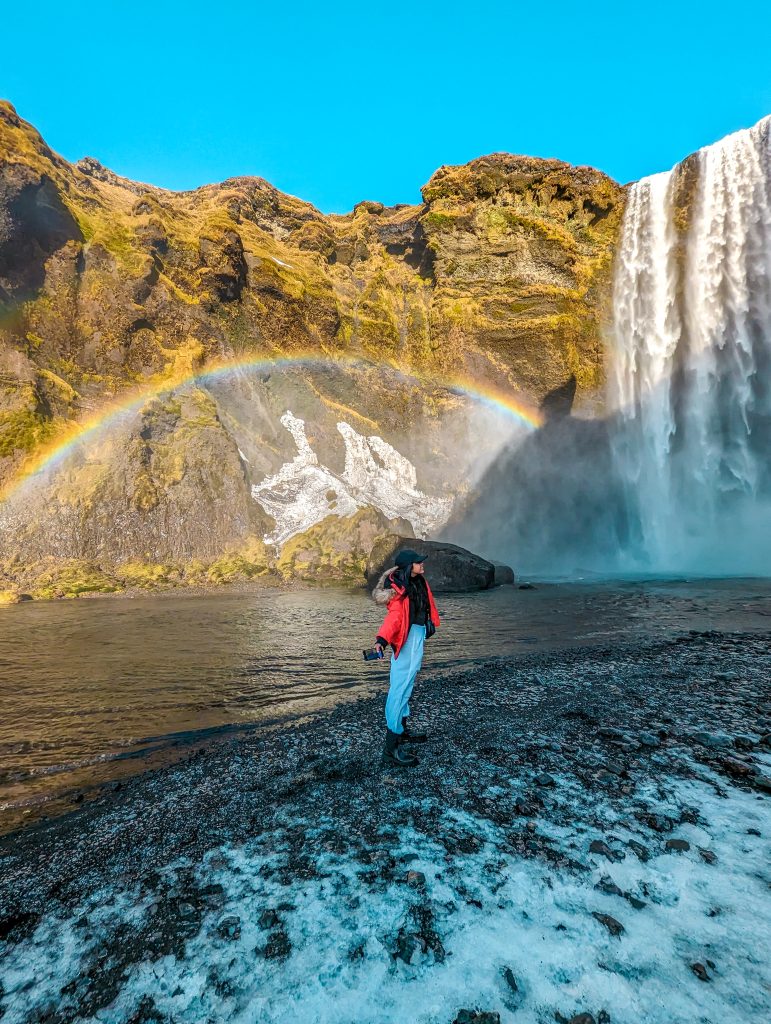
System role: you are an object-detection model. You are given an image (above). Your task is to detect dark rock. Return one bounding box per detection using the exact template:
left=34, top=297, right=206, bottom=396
left=597, top=727, right=624, bottom=740
left=258, top=909, right=280, bottom=930
left=518, top=582, right=536, bottom=590
left=126, top=995, right=165, bottom=1024
left=393, top=903, right=446, bottom=965
left=665, top=838, right=690, bottom=853
left=624, top=893, right=646, bottom=910
left=589, top=840, right=622, bottom=862
left=502, top=966, right=519, bottom=993
left=720, top=756, right=752, bottom=778
left=638, top=732, right=660, bottom=747
left=752, top=775, right=771, bottom=794
left=698, top=848, right=717, bottom=864
left=492, top=562, right=515, bottom=586
left=453, top=1012, right=500, bottom=1024
left=747, top=828, right=761, bottom=836
left=262, top=928, right=291, bottom=960
left=591, top=912, right=624, bottom=936
left=394, top=932, right=425, bottom=964
left=691, top=731, right=732, bottom=748
left=366, top=536, right=496, bottom=592
left=0, top=911, right=39, bottom=943
left=594, top=875, right=623, bottom=897
left=733, top=735, right=756, bottom=751
left=406, top=870, right=426, bottom=887
left=215, top=915, right=241, bottom=940
left=638, top=812, right=674, bottom=833
left=690, top=962, right=710, bottom=982
left=535, top=773, right=555, bottom=787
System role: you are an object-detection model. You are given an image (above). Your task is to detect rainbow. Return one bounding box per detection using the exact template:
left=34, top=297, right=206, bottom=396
left=0, top=353, right=543, bottom=502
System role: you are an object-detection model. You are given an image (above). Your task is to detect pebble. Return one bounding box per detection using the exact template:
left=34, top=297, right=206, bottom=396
left=406, top=870, right=426, bottom=887
left=691, top=731, right=732, bottom=748
left=690, top=962, right=710, bottom=982
left=535, top=773, right=555, bottom=787
left=638, top=732, right=660, bottom=747
left=596, top=727, right=625, bottom=740
left=698, top=848, right=717, bottom=864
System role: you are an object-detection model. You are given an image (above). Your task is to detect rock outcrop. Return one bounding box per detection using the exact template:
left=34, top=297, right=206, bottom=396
left=0, top=99, right=626, bottom=594
left=366, top=535, right=511, bottom=593
left=0, top=100, right=624, bottom=478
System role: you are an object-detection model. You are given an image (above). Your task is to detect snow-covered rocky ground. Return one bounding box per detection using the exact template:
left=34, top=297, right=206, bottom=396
left=1, top=632, right=769, bottom=1024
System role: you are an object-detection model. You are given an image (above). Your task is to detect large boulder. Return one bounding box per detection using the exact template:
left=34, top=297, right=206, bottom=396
left=366, top=535, right=512, bottom=593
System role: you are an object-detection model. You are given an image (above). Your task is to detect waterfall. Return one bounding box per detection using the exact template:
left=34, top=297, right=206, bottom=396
left=611, top=116, right=771, bottom=573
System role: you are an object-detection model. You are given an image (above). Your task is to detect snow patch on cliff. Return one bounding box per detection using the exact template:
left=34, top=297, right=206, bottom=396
left=251, top=412, right=451, bottom=546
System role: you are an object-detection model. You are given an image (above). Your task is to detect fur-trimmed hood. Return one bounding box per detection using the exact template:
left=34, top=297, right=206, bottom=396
left=372, top=566, right=402, bottom=605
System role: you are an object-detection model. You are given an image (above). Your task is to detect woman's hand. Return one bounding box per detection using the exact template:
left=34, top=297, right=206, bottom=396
left=374, top=641, right=384, bottom=655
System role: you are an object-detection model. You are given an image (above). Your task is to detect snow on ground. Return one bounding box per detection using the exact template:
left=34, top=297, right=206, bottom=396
left=2, top=760, right=768, bottom=1024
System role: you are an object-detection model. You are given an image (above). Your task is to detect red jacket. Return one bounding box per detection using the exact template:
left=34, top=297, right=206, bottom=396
left=373, top=568, right=440, bottom=659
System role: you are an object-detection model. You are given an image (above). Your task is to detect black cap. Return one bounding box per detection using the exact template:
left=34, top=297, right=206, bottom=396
left=394, top=548, right=427, bottom=569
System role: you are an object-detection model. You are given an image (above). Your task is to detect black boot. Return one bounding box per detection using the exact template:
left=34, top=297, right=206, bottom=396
left=398, top=716, right=428, bottom=744
left=383, top=728, right=419, bottom=767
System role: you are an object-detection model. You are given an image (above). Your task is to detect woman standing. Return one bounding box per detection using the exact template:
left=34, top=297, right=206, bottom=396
left=372, top=549, right=441, bottom=767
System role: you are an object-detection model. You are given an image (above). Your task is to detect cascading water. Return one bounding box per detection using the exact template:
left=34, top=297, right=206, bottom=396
left=611, top=115, right=771, bottom=573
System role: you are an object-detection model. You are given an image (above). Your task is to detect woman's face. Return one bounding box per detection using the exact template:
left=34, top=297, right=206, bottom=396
left=411, top=562, right=425, bottom=576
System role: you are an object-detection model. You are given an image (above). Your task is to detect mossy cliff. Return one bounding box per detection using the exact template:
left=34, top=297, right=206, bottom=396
left=0, top=100, right=625, bottom=480
left=0, top=100, right=627, bottom=597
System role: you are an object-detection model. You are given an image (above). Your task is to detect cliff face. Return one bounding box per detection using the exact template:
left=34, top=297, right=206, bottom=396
left=0, top=100, right=626, bottom=597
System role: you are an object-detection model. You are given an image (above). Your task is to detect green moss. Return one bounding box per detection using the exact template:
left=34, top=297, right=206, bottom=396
left=0, top=405, right=55, bottom=457
left=30, top=561, right=121, bottom=600
left=204, top=539, right=273, bottom=584
left=115, top=561, right=181, bottom=589
left=422, top=210, right=464, bottom=231
left=276, top=508, right=391, bottom=583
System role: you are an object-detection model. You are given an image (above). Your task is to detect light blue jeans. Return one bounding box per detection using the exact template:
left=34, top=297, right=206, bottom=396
left=385, top=624, right=426, bottom=732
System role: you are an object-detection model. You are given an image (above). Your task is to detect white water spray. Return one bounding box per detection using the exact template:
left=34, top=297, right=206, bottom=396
left=612, top=116, right=771, bottom=573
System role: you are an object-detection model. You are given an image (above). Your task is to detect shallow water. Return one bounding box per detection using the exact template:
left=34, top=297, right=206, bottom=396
left=1, top=577, right=770, bottom=825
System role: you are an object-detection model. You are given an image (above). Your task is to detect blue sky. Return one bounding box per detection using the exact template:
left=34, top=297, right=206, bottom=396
left=4, top=1, right=771, bottom=213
